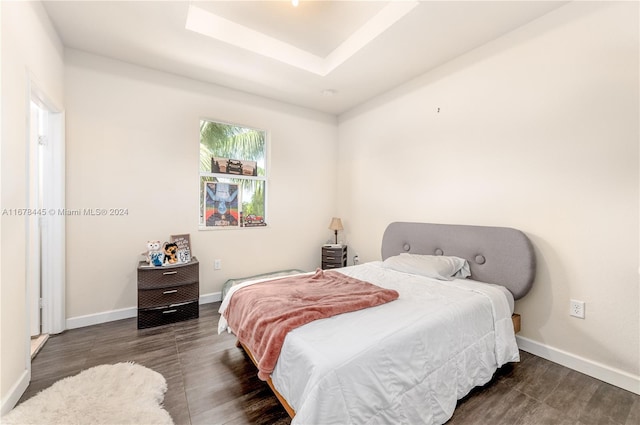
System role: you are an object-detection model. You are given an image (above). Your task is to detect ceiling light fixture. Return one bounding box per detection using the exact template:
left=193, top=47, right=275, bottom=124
left=292, top=0, right=299, bottom=7
left=185, top=1, right=419, bottom=76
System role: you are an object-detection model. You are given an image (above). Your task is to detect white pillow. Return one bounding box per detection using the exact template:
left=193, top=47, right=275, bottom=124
left=382, top=253, right=471, bottom=280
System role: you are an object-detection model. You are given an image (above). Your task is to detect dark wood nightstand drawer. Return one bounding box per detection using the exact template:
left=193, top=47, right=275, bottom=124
left=138, top=261, right=198, bottom=289
left=322, top=263, right=344, bottom=269
left=138, top=282, right=199, bottom=309
left=322, top=257, right=342, bottom=264
left=322, top=248, right=344, bottom=258
left=137, top=301, right=199, bottom=329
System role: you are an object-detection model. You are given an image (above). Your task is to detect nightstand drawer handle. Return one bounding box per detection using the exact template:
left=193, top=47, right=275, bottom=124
left=163, top=290, right=178, bottom=294
left=326, top=256, right=335, bottom=260
left=162, top=309, right=177, bottom=314
left=162, top=271, right=178, bottom=275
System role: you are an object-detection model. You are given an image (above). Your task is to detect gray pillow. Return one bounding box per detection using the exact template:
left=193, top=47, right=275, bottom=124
left=382, top=253, right=471, bottom=280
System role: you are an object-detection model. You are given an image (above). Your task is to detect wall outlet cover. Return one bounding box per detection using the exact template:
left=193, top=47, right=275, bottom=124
left=570, top=299, right=585, bottom=319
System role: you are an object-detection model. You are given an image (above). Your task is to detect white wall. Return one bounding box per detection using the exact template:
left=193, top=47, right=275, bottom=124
left=0, top=1, right=65, bottom=413
left=64, top=50, right=337, bottom=320
left=338, top=1, right=639, bottom=390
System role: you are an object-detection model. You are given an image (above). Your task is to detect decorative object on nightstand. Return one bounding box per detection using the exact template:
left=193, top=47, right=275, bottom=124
left=322, top=245, right=347, bottom=270
left=137, top=257, right=199, bottom=329
left=328, top=217, right=343, bottom=244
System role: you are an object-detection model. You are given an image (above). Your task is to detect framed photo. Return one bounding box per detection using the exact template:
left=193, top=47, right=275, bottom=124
left=170, top=234, right=191, bottom=263
left=204, top=182, right=240, bottom=228
left=211, top=157, right=258, bottom=176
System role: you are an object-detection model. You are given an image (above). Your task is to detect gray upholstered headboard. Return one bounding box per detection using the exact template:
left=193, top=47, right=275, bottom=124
left=381, top=222, right=536, bottom=299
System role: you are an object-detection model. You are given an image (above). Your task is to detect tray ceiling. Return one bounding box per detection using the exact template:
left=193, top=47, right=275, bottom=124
left=42, top=1, right=567, bottom=115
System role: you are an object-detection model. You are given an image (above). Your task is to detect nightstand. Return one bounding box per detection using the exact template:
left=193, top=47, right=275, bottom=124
left=137, top=257, right=199, bottom=329
left=322, top=245, right=347, bottom=269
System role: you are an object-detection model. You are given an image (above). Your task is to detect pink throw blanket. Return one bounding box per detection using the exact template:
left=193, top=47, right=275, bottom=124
left=224, top=268, right=399, bottom=380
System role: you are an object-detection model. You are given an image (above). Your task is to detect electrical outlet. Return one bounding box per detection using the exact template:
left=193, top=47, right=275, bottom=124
left=214, top=259, right=221, bottom=270
left=570, top=299, right=585, bottom=319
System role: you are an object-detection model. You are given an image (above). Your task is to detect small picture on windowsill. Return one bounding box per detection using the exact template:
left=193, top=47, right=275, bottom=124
left=241, top=212, right=267, bottom=227
left=211, top=157, right=257, bottom=176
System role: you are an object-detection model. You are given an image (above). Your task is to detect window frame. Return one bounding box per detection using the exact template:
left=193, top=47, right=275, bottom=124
left=198, top=118, right=268, bottom=231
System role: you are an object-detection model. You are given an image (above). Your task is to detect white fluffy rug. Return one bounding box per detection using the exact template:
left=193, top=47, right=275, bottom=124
left=2, top=362, right=174, bottom=425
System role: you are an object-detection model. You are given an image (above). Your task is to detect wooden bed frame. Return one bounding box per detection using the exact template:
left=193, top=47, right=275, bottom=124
left=237, top=340, right=296, bottom=418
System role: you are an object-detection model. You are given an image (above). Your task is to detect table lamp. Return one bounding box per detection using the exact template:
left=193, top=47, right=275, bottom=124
left=328, top=217, right=343, bottom=245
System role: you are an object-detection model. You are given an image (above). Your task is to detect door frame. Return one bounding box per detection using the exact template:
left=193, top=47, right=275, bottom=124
left=26, top=78, right=65, bottom=351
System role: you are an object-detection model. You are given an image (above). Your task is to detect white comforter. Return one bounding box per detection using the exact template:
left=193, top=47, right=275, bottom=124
left=219, top=262, right=519, bottom=425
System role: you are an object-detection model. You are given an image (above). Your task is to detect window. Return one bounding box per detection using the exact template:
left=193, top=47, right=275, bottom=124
left=199, top=119, right=267, bottom=229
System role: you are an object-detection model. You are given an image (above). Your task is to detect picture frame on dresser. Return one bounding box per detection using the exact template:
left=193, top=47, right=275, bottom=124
left=170, top=233, right=191, bottom=263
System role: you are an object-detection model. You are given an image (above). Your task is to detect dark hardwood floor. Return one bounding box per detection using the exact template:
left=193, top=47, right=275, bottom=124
left=20, top=303, right=639, bottom=425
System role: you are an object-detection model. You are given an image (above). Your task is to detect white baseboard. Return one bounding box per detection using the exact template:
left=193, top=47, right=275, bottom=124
left=66, top=292, right=222, bottom=330
left=66, top=306, right=137, bottom=329
left=516, top=335, right=640, bottom=395
left=1, top=369, right=29, bottom=415
left=199, top=291, right=222, bottom=305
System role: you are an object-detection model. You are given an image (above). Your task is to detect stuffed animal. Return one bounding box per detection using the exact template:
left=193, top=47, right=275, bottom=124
left=143, top=240, right=162, bottom=264
left=163, top=242, right=179, bottom=264
left=150, top=251, right=165, bottom=267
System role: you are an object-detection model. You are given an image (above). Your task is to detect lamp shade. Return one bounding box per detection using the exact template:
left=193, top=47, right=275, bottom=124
left=328, top=217, right=344, bottom=231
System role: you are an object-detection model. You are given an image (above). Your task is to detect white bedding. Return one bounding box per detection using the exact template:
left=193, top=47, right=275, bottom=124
left=219, top=262, right=519, bottom=425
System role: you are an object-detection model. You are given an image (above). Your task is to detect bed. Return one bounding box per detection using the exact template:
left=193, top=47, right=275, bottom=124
left=218, top=222, right=536, bottom=424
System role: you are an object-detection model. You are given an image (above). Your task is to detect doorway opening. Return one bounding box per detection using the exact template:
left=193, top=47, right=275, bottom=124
left=27, top=84, right=65, bottom=362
